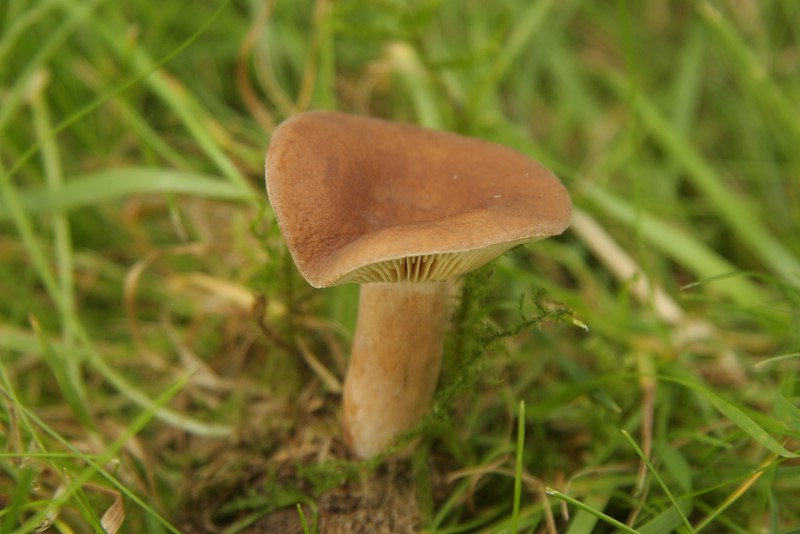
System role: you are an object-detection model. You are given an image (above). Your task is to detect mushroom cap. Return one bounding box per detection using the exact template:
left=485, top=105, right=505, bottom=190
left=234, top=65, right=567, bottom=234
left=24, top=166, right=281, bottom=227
left=265, top=111, right=572, bottom=288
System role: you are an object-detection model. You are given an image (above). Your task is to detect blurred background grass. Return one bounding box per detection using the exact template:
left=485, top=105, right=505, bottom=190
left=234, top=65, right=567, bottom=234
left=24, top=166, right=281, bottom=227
left=1, top=0, right=799, bottom=532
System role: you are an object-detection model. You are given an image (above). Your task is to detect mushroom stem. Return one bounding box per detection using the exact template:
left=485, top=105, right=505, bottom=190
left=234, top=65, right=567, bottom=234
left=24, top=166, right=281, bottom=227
left=342, top=281, right=446, bottom=458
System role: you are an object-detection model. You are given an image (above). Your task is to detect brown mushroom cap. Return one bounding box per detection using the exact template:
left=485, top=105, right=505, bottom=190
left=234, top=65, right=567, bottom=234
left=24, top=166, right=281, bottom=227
left=265, top=111, right=572, bottom=288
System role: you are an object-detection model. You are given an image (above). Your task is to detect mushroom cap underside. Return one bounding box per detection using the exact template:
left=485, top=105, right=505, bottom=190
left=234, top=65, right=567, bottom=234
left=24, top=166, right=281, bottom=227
left=265, top=111, right=572, bottom=288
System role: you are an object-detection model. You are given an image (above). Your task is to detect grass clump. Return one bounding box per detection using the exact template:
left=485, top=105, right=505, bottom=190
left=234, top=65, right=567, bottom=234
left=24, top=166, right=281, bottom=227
left=2, top=0, right=800, bottom=532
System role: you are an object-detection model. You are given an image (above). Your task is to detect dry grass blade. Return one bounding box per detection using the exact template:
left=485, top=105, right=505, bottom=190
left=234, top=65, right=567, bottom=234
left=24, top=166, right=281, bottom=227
left=101, top=496, right=125, bottom=534
left=693, top=450, right=780, bottom=532
left=447, top=459, right=556, bottom=532
left=95, top=486, right=126, bottom=534
left=570, top=208, right=683, bottom=325
left=296, top=337, right=343, bottom=393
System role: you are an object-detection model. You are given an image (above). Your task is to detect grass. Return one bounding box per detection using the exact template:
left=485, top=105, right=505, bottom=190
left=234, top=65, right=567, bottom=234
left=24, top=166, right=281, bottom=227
left=1, top=0, right=799, bottom=532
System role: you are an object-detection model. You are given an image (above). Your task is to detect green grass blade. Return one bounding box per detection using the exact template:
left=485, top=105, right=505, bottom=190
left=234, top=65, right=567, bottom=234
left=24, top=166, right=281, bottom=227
left=0, top=158, right=234, bottom=437
left=599, top=67, right=800, bottom=287
left=0, top=0, right=60, bottom=65
left=31, top=316, right=95, bottom=430
left=622, top=430, right=694, bottom=532
left=661, top=375, right=797, bottom=459
left=0, top=168, right=256, bottom=221
left=6, top=370, right=191, bottom=534
left=545, top=487, right=640, bottom=534
left=512, top=400, right=525, bottom=533
left=564, top=493, right=609, bottom=534
left=706, top=395, right=797, bottom=459
left=471, top=0, right=558, bottom=111
left=63, top=471, right=107, bottom=534
left=0, top=467, right=36, bottom=533
left=1, top=0, right=237, bottom=192
left=637, top=499, right=695, bottom=534
left=774, top=376, right=800, bottom=433
left=692, top=451, right=776, bottom=533
left=388, top=42, right=443, bottom=129
left=581, top=182, right=765, bottom=306
left=755, top=353, right=800, bottom=368
left=699, top=2, right=800, bottom=142
left=297, top=503, right=311, bottom=534
left=653, top=441, right=692, bottom=494
left=58, top=0, right=252, bottom=195
left=0, top=0, right=107, bottom=135
left=29, top=69, right=85, bottom=405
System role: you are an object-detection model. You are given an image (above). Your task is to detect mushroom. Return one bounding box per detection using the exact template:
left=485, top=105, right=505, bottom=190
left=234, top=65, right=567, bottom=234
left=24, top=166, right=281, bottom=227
left=265, top=111, right=571, bottom=458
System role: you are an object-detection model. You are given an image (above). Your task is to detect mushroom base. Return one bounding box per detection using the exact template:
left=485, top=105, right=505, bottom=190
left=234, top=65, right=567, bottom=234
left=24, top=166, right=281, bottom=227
left=342, top=281, right=446, bottom=458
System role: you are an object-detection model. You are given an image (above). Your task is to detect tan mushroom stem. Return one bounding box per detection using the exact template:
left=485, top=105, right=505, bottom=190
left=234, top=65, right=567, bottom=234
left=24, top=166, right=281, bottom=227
left=342, top=280, right=446, bottom=458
